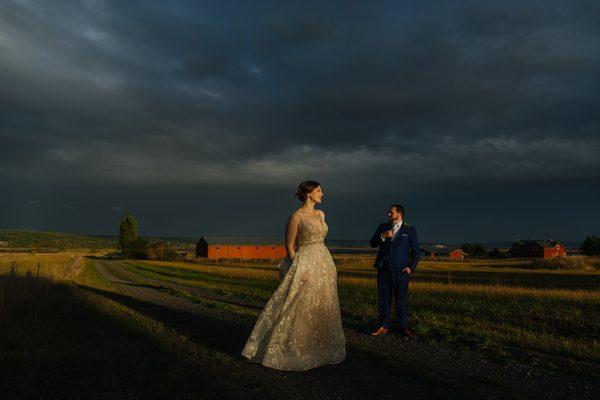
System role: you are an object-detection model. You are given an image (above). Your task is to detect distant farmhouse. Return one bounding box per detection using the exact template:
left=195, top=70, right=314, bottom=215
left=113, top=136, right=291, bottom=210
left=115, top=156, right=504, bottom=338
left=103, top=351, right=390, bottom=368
left=449, top=249, right=468, bottom=260
left=510, top=239, right=567, bottom=258
left=420, top=246, right=469, bottom=259
left=420, top=244, right=453, bottom=258
left=196, top=236, right=286, bottom=260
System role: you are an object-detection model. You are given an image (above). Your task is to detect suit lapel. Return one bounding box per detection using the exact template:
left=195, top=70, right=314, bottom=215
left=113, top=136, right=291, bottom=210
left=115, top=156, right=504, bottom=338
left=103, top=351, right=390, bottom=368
left=392, top=223, right=408, bottom=242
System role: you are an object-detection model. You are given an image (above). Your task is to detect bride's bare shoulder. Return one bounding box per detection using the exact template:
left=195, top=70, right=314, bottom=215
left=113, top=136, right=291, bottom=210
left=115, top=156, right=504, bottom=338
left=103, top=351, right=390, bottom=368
left=315, top=209, right=325, bottom=218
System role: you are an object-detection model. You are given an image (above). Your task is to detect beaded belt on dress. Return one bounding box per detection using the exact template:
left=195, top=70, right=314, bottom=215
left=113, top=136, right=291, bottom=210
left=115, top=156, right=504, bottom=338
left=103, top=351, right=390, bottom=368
left=299, top=240, right=324, bottom=246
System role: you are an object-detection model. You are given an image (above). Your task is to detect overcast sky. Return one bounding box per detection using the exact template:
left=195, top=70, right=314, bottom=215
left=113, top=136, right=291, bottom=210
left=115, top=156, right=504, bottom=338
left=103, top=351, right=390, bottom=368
left=1, top=0, right=599, bottom=242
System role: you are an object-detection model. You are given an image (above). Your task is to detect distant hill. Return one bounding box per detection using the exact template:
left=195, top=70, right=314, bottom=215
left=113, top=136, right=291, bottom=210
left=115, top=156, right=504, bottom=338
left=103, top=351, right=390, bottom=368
left=0, top=229, right=584, bottom=252
left=0, top=229, right=116, bottom=250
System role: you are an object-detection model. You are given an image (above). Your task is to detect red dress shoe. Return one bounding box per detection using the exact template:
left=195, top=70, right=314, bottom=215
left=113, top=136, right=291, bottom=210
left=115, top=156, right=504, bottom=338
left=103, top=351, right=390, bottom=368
left=371, top=327, right=389, bottom=336
left=401, top=327, right=414, bottom=338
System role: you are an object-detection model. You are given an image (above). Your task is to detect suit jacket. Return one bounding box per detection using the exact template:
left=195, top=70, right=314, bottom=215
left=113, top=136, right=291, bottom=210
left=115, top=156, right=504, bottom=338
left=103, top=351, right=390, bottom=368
left=370, top=222, right=420, bottom=272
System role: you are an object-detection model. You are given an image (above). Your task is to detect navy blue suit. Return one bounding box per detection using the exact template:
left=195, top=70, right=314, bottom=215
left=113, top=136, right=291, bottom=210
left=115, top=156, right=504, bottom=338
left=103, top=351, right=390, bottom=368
left=370, top=222, right=420, bottom=329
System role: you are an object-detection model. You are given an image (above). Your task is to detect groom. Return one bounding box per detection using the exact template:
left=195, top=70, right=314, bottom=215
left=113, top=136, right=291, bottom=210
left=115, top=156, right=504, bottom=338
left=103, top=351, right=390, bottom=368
left=369, top=204, right=420, bottom=337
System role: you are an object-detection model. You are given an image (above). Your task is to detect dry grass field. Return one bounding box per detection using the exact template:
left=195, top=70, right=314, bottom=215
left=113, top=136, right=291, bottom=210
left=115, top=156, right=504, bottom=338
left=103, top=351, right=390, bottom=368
left=1, top=250, right=599, bottom=399
left=0, top=251, right=88, bottom=321
left=125, top=256, right=600, bottom=367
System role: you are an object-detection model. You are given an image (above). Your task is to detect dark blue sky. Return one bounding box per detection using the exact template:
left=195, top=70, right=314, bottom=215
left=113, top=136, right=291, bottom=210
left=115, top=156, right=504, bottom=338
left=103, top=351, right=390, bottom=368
left=1, top=0, right=599, bottom=242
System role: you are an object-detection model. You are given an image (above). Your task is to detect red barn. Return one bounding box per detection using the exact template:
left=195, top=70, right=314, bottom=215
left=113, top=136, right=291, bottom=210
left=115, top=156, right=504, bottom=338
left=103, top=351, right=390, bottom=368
left=510, top=239, right=567, bottom=258
left=449, top=249, right=468, bottom=259
left=196, top=236, right=287, bottom=260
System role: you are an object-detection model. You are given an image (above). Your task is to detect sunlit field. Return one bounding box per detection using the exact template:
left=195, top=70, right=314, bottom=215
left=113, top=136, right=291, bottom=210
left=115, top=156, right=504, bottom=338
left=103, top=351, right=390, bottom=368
left=0, top=250, right=89, bottom=279
left=122, top=255, right=600, bottom=374
left=1, top=250, right=599, bottom=399
left=0, top=251, right=89, bottom=321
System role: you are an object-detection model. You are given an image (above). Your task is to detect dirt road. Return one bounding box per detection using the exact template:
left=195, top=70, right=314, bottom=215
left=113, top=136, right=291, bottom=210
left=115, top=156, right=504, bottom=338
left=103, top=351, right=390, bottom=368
left=83, top=260, right=598, bottom=400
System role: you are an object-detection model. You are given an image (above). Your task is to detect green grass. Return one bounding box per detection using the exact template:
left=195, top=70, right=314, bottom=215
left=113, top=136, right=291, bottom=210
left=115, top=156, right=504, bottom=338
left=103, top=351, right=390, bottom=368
left=340, top=283, right=598, bottom=361
left=2, top=251, right=599, bottom=399
left=121, top=261, right=278, bottom=304
left=119, top=259, right=600, bottom=376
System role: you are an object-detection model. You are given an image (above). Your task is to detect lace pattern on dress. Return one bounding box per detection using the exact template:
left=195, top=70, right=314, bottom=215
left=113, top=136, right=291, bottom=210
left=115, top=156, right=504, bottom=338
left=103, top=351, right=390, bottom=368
left=241, top=211, right=346, bottom=371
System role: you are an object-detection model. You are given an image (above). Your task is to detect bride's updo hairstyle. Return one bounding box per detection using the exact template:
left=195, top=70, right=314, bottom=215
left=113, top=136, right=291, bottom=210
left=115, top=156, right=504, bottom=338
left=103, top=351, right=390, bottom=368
left=295, top=180, right=320, bottom=202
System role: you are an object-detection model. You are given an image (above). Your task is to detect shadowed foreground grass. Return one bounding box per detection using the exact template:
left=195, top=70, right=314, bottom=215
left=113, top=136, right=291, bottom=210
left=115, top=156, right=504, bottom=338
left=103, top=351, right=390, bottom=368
left=0, top=259, right=288, bottom=399
left=1, top=251, right=599, bottom=399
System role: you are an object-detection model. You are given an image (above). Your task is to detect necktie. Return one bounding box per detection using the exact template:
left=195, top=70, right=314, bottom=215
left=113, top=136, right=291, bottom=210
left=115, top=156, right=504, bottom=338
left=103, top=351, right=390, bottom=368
left=391, top=223, right=398, bottom=240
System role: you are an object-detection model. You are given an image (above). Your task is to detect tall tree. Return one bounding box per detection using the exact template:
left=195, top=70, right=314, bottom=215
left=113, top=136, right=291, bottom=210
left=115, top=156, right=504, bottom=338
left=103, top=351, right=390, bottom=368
left=118, top=214, right=139, bottom=254
left=580, top=236, right=600, bottom=256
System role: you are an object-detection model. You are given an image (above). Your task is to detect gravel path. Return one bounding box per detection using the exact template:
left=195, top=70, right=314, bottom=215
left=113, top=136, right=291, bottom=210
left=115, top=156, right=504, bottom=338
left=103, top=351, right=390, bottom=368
left=85, top=260, right=599, bottom=400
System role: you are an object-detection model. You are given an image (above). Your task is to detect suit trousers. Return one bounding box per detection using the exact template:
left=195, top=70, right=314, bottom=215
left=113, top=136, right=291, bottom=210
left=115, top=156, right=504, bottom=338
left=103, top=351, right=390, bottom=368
left=377, top=261, right=410, bottom=329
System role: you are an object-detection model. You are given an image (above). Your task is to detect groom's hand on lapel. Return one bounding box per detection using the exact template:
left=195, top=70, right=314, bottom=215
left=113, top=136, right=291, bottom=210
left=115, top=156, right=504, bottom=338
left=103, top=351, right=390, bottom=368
left=402, top=267, right=412, bottom=274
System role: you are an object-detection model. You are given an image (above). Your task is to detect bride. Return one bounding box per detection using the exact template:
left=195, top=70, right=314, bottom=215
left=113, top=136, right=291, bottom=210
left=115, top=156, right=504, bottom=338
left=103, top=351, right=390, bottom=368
left=241, top=180, right=346, bottom=371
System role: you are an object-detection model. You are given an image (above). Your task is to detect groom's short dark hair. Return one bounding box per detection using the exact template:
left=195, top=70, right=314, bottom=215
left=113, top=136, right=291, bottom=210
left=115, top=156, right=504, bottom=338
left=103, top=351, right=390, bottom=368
left=390, top=204, right=405, bottom=217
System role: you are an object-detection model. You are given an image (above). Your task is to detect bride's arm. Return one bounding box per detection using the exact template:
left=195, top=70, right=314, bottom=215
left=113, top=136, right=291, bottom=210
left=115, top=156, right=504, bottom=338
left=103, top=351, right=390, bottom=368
left=285, top=212, right=301, bottom=260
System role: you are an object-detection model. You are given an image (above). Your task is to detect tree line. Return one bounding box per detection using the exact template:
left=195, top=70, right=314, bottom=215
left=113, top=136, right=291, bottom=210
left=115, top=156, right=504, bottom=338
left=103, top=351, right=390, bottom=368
left=0, top=229, right=114, bottom=250
left=118, top=214, right=178, bottom=260
left=458, top=237, right=600, bottom=258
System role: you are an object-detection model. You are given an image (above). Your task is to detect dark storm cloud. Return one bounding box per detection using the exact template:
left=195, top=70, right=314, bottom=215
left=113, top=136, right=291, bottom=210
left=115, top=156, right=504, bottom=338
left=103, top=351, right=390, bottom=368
left=1, top=0, right=599, bottom=240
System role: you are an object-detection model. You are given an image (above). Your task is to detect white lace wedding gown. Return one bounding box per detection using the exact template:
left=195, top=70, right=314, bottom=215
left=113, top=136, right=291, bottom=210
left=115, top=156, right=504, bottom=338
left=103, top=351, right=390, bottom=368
left=241, top=211, right=346, bottom=371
